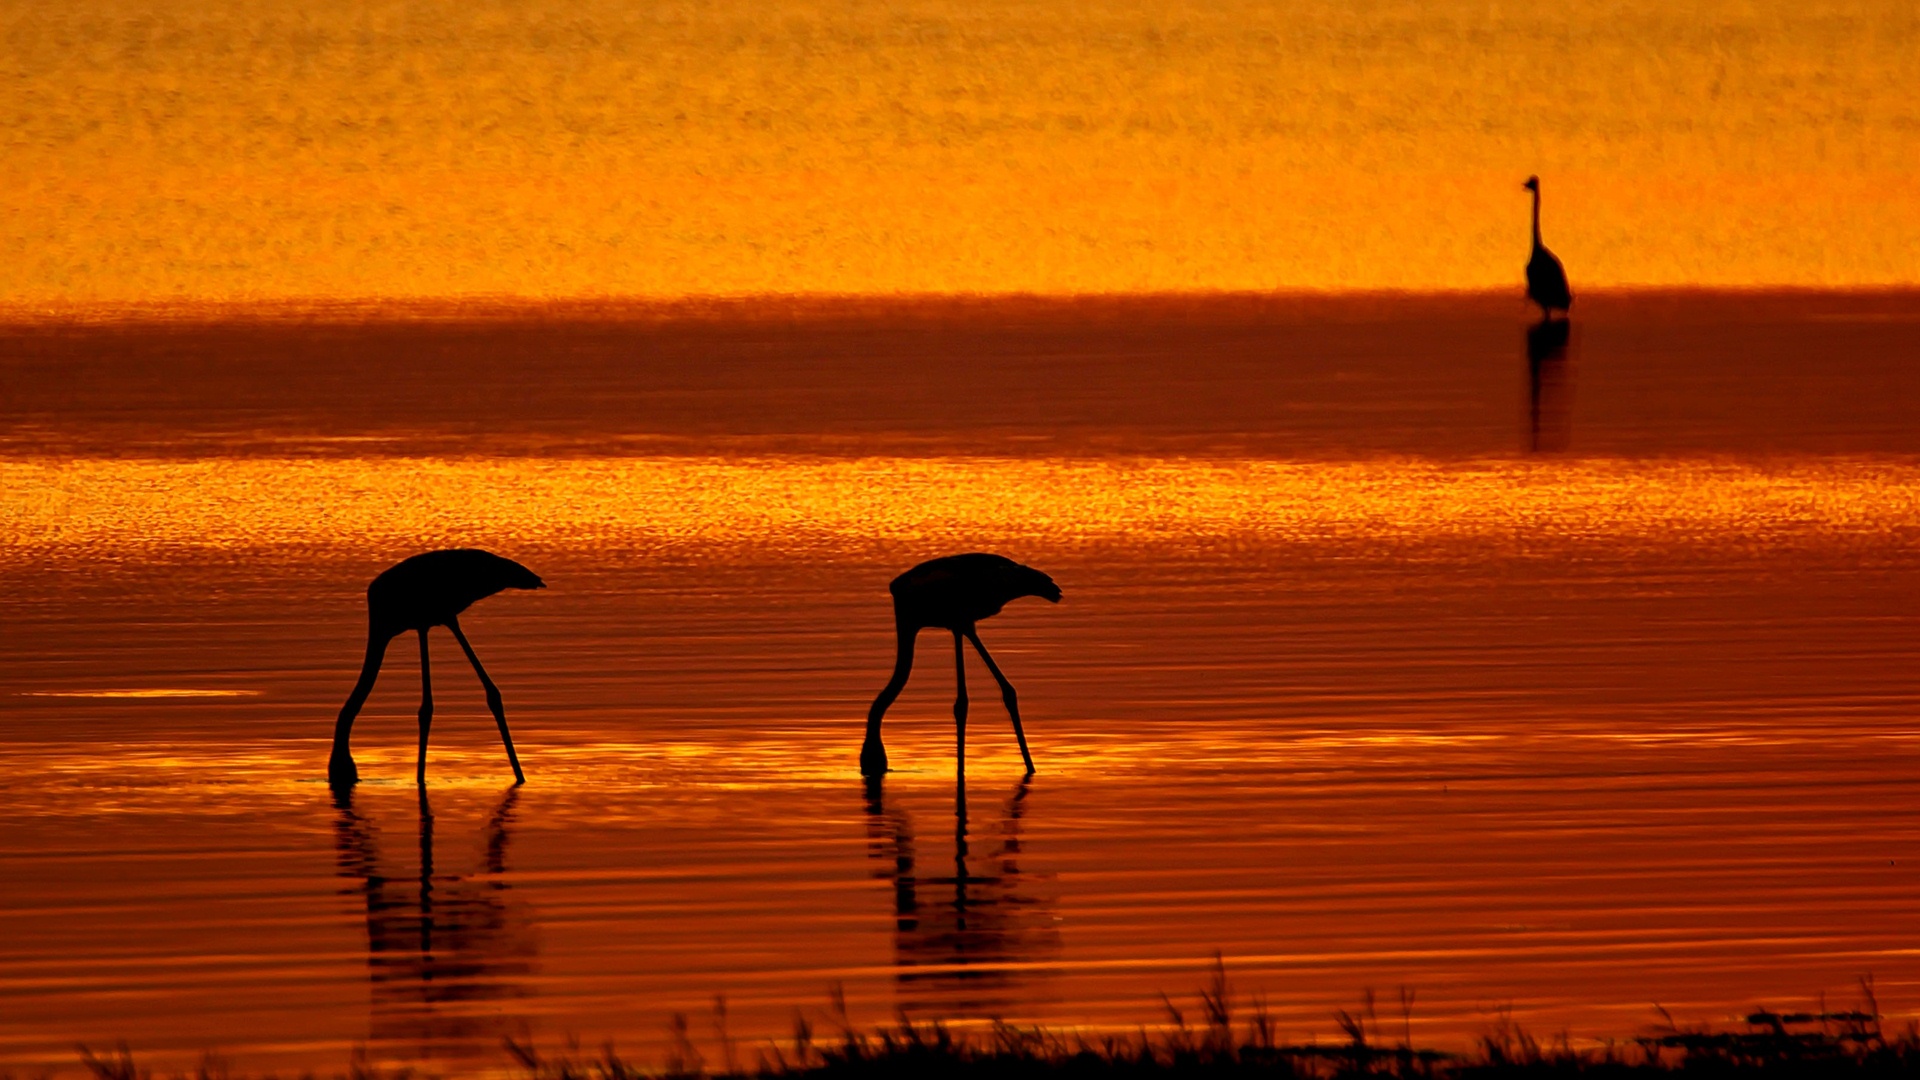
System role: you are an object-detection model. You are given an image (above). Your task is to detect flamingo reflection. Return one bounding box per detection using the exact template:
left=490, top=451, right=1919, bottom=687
left=332, top=787, right=536, bottom=1059
left=1526, top=318, right=1573, bottom=453
left=862, top=777, right=1060, bottom=1018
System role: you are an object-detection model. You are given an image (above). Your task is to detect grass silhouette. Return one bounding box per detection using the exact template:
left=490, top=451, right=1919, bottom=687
left=47, top=968, right=1920, bottom=1080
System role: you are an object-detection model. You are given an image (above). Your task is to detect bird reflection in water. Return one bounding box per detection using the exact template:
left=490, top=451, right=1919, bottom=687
left=332, top=787, right=537, bottom=1060
left=1526, top=317, right=1573, bottom=453
left=862, top=777, right=1060, bottom=1019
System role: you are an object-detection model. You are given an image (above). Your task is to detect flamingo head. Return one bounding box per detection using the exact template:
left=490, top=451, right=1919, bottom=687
left=1020, top=565, right=1063, bottom=604
left=1523, top=176, right=1540, bottom=192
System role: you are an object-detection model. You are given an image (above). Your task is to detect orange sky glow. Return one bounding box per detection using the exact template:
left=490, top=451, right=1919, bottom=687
left=3, top=0, right=1916, bottom=303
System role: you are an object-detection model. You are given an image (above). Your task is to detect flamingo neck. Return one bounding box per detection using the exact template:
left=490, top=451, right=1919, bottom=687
left=1531, top=187, right=1543, bottom=249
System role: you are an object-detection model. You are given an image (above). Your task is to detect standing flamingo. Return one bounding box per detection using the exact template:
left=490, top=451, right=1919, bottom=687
left=1523, top=176, right=1573, bottom=319
left=328, top=549, right=546, bottom=788
left=860, top=553, right=1062, bottom=778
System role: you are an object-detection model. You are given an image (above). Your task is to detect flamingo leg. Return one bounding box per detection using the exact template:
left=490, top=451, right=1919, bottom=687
left=951, top=770, right=976, bottom=929
left=448, top=617, right=526, bottom=785
left=415, top=628, right=433, bottom=785
left=330, top=631, right=392, bottom=787
left=416, top=785, right=435, bottom=954
left=862, top=622, right=917, bottom=776
left=953, top=768, right=970, bottom=886
left=953, top=631, right=969, bottom=782
left=965, top=629, right=1035, bottom=775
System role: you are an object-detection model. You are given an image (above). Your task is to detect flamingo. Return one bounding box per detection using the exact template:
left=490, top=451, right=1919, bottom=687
left=1523, top=176, right=1573, bottom=318
left=327, top=549, right=545, bottom=788
left=860, top=553, right=1062, bottom=778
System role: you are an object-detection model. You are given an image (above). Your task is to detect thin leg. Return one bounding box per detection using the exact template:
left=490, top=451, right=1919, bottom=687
left=966, top=630, right=1034, bottom=775
left=950, top=766, right=972, bottom=925
left=417, top=785, right=434, bottom=953
left=449, top=617, right=526, bottom=785
left=953, top=631, right=969, bottom=782
left=418, top=785, right=435, bottom=878
left=415, top=628, right=433, bottom=785
left=862, top=621, right=918, bottom=776
left=330, top=632, right=392, bottom=787
left=953, top=768, right=970, bottom=882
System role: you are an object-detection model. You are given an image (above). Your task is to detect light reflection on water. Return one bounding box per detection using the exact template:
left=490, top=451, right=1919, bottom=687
left=7, top=455, right=1920, bottom=556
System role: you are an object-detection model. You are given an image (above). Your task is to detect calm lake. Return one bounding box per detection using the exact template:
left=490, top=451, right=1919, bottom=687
left=5, top=292, right=1920, bottom=1075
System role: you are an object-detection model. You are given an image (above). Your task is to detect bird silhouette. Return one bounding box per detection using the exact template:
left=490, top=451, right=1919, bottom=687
left=1523, top=176, right=1573, bottom=319
left=328, top=549, right=546, bottom=788
left=861, top=553, right=1062, bottom=778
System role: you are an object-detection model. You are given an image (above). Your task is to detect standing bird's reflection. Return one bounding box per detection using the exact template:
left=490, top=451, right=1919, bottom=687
left=862, top=777, right=1060, bottom=1018
left=332, top=787, right=536, bottom=1059
left=1526, top=318, right=1573, bottom=452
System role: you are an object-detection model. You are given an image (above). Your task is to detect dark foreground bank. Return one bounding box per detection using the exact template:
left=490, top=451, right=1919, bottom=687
left=59, top=975, right=1919, bottom=1080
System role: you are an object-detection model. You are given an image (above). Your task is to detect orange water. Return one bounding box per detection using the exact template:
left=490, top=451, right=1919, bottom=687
left=5, top=294, right=1920, bottom=1075
left=5, top=0, right=1919, bottom=299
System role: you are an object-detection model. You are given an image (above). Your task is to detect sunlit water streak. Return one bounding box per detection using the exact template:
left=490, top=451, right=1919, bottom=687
left=19, top=689, right=263, bottom=698
left=7, top=455, right=1920, bottom=556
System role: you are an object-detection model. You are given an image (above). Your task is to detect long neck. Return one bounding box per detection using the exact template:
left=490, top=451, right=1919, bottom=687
left=866, top=620, right=918, bottom=728
left=1531, top=187, right=1543, bottom=249
left=331, top=632, right=391, bottom=750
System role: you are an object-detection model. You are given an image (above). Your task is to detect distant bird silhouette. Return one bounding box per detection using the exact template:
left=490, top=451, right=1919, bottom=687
left=861, top=553, right=1062, bottom=778
left=1523, top=176, right=1573, bottom=318
left=328, top=549, right=546, bottom=788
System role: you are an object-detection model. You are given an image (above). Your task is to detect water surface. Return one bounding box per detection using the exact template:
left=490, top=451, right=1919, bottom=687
left=5, top=293, right=1920, bottom=1074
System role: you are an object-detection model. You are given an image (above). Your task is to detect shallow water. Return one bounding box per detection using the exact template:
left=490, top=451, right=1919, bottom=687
left=5, top=293, right=1920, bottom=1075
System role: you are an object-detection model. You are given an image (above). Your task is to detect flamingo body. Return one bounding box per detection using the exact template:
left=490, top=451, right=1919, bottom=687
left=890, top=552, right=1062, bottom=630
left=329, top=549, right=545, bottom=788
left=368, top=549, right=545, bottom=636
left=861, top=553, right=1061, bottom=778
left=1523, top=176, right=1573, bottom=317
left=1527, top=247, right=1573, bottom=316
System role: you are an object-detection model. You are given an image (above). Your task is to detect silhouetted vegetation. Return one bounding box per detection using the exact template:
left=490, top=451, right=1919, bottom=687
left=46, top=970, right=1920, bottom=1080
